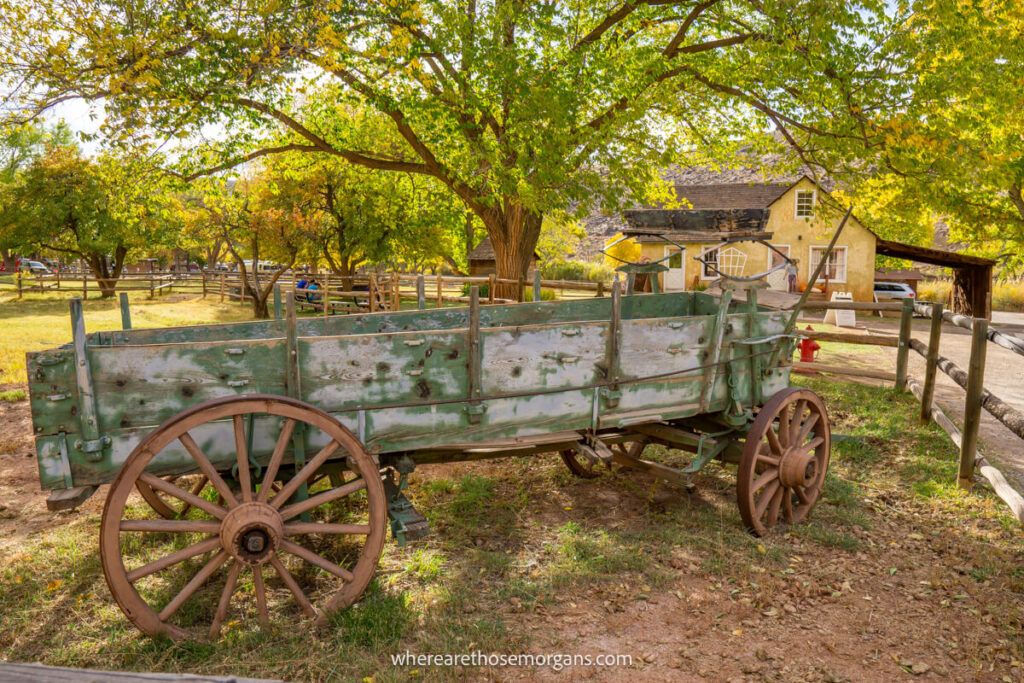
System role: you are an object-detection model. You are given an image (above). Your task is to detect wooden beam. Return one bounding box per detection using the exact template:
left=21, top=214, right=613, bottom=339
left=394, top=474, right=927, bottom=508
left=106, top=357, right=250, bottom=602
left=920, top=303, right=944, bottom=424
left=802, top=329, right=898, bottom=347
left=895, top=297, right=914, bottom=390
left=792, top=361, right=896, bottom=382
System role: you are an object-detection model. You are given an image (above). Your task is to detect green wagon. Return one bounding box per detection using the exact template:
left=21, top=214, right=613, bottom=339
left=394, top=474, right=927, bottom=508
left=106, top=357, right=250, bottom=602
left=26, top=274, right=831, bottom=639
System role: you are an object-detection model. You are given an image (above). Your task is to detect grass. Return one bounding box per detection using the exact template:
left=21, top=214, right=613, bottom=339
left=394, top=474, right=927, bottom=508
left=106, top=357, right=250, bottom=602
left=0, top=292, right=254, bottom=386
left=0, top=376, right=1021, bottom=679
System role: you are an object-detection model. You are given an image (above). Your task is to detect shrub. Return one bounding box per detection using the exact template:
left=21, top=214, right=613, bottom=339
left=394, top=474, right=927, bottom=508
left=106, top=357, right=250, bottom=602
left=540, top=259, right=615, bottom=284
left=524, top=287, right=557, bottom=302
left=917, top=279, right=951, bottom=304
left=993, top=281, right=1024, bottom=312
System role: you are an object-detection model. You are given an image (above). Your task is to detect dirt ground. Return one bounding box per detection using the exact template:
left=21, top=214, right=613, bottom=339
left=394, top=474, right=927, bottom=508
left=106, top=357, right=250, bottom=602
left=2, top=375, right=1024, bottom=682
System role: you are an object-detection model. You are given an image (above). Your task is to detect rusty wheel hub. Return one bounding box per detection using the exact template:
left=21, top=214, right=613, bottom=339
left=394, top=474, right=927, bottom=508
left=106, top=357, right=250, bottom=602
left=219, top=502, right=283, bottom=565
left=778, top=448, right=818, bottom=489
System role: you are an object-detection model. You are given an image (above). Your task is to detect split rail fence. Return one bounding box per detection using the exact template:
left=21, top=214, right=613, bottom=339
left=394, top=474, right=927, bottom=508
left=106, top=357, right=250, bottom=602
left=6, top=269, right=605, bottom=308
left=796, top=298, right=1024, bottom=520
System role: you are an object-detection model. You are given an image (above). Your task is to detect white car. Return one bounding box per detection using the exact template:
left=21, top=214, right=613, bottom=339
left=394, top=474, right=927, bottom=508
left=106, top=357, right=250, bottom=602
left=873, top=282, right=916, bottom=300
left=20, top=260, right=52, bottom=275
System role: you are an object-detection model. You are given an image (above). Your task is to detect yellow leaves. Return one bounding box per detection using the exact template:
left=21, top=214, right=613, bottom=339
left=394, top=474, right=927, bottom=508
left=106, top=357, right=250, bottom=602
left=46, top=579, right=63, bottom=592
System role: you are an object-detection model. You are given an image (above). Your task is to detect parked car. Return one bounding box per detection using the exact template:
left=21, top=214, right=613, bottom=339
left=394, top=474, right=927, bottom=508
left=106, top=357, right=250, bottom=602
left=20, top=260, right=52, bottom=275
left=873, top=282, right=916, bottom=300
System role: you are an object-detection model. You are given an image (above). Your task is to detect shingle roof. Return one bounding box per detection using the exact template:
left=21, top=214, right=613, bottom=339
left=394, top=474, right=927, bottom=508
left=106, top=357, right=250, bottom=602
left=673, top=183, right=793, bottom=210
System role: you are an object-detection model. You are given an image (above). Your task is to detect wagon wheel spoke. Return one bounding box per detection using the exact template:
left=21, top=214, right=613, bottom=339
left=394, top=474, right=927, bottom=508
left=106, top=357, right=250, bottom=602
left=777, top=404, right=792, bottom=447
left=257, top=418, right=297, bottom=502
left=120, top=519, right=220, bottom=534
left=750, top=467, right=779, bottom=494
left=754, top=479, right=781, bottom=520
left=138, top=472, right=226, bottom=520
left=803, top=436, right=825, bottom=452
left=795, top=486, right=811, bottom=505
left=284, top=522, right=372, bottom=536
left=782, top=489, right=795, bottom=523
left=279, top=477, right=366, bottom=521
left=210, top=560, right=243, bottom=639
left=175, top=475, right=211, bottom=518
left=269, top=555, right=317, bottom=619
left=280, top=539, right=355, bottom=581
left=765, top=485, right=784, bottom=527
left=252, top=565, right=270, bottom=626
left=794, top=412, right=820, bottom=448
left=789, top=399, right=808, bottom=444
left=233, top=415, right=253, bottom=502
left=271, top=440, right=341, bottom=510
left=179, top=432, right=239, bottom=508
left=158, top=550, right=230, bottom=621
left=126, top=537, right=222, bottom=582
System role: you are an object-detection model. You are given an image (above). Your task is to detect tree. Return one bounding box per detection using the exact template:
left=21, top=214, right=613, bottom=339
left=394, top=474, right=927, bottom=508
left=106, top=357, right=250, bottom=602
left=851, top=0, right=1024, bottom=272
left=196, top=176, right=312, bottom=319
left=0, top=145, right=173, bottom=296
left=1, top=1, right=903, bottom=298
left=0, top=122, right=73, bottom=270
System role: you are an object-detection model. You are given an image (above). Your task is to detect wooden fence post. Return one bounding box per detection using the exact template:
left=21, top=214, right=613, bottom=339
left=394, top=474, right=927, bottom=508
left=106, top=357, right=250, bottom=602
left=920, top=303, right=944, bottom=423
left=436, top=274, right=443, bottom=308
left=149, top=273, right=155, bottom=299
left=119, top=292, right=132, bottom=330
left=597, top=281, right=604, bottom=298
left=220, top=273, right=225, bottom=303
left=488, top=273, right=496, bottom=304
left=273, top=284, right=282, bottom=320
left=201, top=271, right=207, bottom=298
left=960, top=317, right=989, bottom=489
left=391, top=272, right=400, bottom=311
left=55, top=268, right=61, bottom=290
left=82, top=270, right=87, bottom=300
left=16, top=271, right=22, bottom=299
left=894, top=297, right=913, bottom=390
left=533, top=270, right=542, bottom=302
left=416, top=274, right=426, bottom=310
left=369, top=274, right=378, bottom=313
left=323, top=280, right=330, bottom=318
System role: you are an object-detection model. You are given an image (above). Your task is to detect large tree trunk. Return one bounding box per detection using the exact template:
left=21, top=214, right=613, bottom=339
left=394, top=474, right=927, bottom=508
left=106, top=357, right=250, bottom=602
left=1, top=250, right=15, bottom=273
left=88, top=245, right=127, bottom=298
left=483, top=202, right=543, bottom=301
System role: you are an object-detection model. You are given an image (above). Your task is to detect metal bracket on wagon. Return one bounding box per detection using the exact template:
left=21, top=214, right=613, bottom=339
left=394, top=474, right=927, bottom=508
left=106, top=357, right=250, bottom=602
left=74, top=435, right=111, bottom=461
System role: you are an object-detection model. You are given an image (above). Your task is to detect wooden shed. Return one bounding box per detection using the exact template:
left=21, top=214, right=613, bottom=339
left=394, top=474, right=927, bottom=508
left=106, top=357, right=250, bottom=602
left=875, top=239, right=995, bottom=318
left=468, top=236, right=539, bottom=276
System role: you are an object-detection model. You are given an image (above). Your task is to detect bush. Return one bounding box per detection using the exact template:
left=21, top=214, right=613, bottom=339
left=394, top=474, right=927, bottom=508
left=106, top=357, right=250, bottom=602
left=994, top=281, right=1024, bottom=312
left=541, top=259, right=615, bottom=284
left=461, top=282, right=488, bottom=298
left=917, top=279, right=951, bottom=304
left=524, top=287, right=557, bottom=302
left=916, top=278, right=1024, bottom=312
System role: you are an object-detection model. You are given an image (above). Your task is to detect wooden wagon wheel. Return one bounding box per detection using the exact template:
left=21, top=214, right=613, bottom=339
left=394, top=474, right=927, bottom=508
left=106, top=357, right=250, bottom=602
left=100, top=394, right=387, bottom=640
left=559, top=449, right=601, bottom=478
left=559, top=441, right=644, bottom=478
left=737, top=387, right=830, bottom=537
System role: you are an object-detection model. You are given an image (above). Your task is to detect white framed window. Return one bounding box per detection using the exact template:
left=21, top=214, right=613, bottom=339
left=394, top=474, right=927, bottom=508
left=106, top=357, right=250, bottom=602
left=700, top=246, right=719, bottom=279
left=809, top=245, right=847, bottom=283
left=795, top=189, right=816, bottom=218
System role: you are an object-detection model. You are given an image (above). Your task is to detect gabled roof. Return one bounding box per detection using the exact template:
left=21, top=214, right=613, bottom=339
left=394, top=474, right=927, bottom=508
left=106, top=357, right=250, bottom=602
left=673, top=182, right=792, bottom=210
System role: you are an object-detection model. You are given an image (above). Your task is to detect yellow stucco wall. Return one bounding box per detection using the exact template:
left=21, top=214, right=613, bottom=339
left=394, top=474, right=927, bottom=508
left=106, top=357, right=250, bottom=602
left=618, top=179, right=877, bottom=301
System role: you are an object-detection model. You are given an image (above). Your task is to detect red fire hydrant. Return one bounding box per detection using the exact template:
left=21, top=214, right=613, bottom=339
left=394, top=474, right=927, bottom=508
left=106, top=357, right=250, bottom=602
left=799, top=325, right=821, bottom=363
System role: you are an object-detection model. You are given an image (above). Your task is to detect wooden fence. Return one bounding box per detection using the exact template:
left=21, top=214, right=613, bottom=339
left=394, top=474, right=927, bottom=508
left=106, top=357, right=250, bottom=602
left=6, top=269, right=606, bottom=306
left=795, top=298, right=1024, bottom=520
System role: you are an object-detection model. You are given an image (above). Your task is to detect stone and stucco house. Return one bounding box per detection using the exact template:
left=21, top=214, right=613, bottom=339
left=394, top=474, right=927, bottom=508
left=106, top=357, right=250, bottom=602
left=596, top=173, right=879, bottom=301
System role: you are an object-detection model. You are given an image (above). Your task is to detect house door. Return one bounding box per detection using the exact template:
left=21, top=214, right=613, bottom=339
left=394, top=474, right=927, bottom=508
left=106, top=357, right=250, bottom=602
left=766, top=245, right=791, bottom=291
left=664, top=247, right=686, bottom=291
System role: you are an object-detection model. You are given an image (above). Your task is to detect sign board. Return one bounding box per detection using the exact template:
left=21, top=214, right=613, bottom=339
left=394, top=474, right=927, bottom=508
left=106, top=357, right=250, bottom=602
left=823, top=291, right=856, bottom=328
